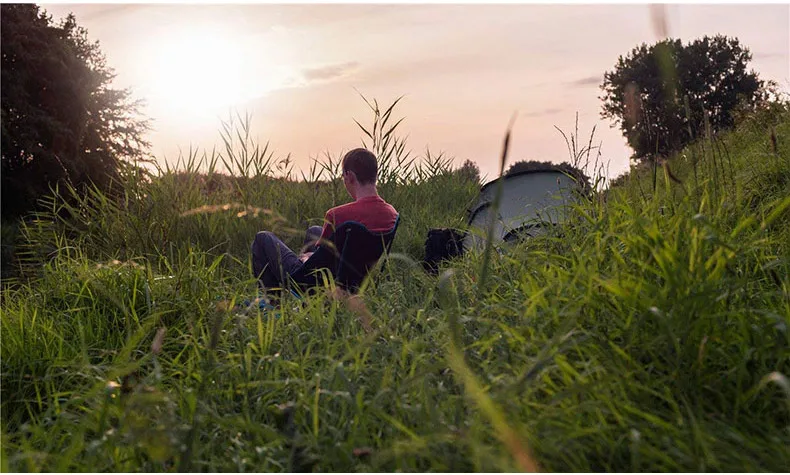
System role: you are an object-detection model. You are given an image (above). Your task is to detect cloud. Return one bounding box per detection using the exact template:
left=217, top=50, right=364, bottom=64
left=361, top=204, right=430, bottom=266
left=40, top=4, right=147, bottom=22
left=567, top=75, right=602, bottom=87
left=754, top=52, right=785, bottom=60
left=523, top=107, right=563, bottom=118
left=301, top=61, right=360, bottom=82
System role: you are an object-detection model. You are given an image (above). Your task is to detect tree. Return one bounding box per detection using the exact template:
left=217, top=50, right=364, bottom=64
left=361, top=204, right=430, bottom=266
left=1, top=4, right=149, bottom=219
left=506, top=159, right=590, bottom=190
left=455, top=159, right=481, bottom=184
left=600, top=35, right=764, bottom=161
left=507, top=159, right=558, bottom=176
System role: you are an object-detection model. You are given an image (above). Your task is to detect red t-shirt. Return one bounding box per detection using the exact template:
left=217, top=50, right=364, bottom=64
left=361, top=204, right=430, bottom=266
left=319, top=195, right=398, bottom=240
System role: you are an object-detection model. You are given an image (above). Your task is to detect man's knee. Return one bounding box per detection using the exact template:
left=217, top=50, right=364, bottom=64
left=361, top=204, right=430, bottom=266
left=253, top=231, right=275, bottom=249
left=303, top=226, right=323, bottom=251
left=305, top=226, right=322, bottom=242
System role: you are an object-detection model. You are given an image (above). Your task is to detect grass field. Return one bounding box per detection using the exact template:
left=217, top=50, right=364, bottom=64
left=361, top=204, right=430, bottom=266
left=1, top=101, right=789, bottom=472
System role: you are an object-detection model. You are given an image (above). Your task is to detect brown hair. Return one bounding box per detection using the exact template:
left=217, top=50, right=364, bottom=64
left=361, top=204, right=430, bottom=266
left=342, top=148, right=378, bottom=185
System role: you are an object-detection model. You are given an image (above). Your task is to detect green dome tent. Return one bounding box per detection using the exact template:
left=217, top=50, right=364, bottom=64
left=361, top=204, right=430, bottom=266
left=464, top=168, right=582, bottom=250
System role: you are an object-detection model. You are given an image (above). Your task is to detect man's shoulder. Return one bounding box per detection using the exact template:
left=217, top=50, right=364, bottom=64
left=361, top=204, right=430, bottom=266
left=324, top=202, right=357, bottom=224
left=369, top=196, right=398, bottom=216
left=363, top=197, right=398, bottom=216
left=382, top=199, right=397, bottom=213
left=325, top=201, right=354, bottom=217
left=378, top=198, right=398, bottom=216
left=326, top=196, right=398, bottom=221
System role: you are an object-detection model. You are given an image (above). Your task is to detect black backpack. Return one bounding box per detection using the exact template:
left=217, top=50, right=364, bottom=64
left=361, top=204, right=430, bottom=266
left=422, top=228, right=466, bottom=274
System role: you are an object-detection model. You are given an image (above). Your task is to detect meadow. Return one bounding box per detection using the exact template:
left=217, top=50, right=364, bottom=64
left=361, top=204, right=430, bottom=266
left=1, top=99, right=789, bottom=472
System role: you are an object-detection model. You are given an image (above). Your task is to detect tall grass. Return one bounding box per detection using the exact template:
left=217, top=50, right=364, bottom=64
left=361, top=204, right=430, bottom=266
left=15, top=96, right=478, bottom=279
left=2, top=98, right=789, bottom=472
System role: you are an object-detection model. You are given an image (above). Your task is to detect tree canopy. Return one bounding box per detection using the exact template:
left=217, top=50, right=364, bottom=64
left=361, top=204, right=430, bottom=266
left=455, top=159, right=481, bottom=184
left=1, top=4, right=149, bottom=219
left=506, top=159, right=591, bottom=189
left=600, top=35, right=765, bottom=161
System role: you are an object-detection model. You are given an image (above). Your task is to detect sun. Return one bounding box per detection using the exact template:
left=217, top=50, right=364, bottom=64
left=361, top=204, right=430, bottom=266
left=143, top=27, right=272, bottom=119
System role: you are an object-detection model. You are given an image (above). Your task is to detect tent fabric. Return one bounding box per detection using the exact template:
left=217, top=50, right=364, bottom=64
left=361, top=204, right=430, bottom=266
left=464, top=170, right=579, bottom=249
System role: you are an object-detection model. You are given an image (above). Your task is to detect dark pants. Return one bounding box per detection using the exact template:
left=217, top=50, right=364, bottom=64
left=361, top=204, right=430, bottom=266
left=252, top=226, right=323, bottom=288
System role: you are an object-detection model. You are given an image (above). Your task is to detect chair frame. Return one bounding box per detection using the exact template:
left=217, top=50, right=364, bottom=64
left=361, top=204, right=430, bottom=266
left=287, top=215, right=400, bottom=293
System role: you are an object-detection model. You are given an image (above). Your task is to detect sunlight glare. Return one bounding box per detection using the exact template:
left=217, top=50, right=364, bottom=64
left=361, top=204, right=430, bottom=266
left=145, top=27, right=274, bottom=119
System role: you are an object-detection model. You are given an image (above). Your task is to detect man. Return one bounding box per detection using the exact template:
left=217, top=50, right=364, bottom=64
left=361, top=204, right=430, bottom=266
left=251, top=148, right=398, bottom=289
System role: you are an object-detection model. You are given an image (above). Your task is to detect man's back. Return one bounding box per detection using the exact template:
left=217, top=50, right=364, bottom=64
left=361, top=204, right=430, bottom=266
left=320, top=195, right=398, bottom=240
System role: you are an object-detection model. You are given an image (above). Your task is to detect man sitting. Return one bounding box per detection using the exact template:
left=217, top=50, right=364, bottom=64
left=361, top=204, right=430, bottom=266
left=251, top=148, right=399, bottom=289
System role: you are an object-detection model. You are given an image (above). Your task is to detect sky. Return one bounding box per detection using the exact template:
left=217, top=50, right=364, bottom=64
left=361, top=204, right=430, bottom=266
left=40, top=2, right=790, bottom=182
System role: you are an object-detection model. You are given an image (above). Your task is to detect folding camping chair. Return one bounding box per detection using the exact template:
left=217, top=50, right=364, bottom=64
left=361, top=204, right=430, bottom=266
left=288, top=215, right=400, bottom=294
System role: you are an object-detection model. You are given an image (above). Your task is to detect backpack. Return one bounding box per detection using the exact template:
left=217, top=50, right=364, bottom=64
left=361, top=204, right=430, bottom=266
left=422, top=228, right=466, bottom=274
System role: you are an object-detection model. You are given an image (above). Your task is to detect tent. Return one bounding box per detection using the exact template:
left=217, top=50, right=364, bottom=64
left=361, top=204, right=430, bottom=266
left=464, top=169, right=581, bottom=250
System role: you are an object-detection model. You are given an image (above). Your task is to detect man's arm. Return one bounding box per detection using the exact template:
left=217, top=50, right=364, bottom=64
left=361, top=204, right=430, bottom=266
left=319, top=209, right=335, bottom=241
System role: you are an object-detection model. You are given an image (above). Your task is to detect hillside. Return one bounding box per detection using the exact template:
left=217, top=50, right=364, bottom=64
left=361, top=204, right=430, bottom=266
left=2, top=107, right=789, bottom=472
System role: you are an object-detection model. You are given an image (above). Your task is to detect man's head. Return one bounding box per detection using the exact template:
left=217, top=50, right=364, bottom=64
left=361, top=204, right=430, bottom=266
left=341, top=148, right=378, bottom=199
